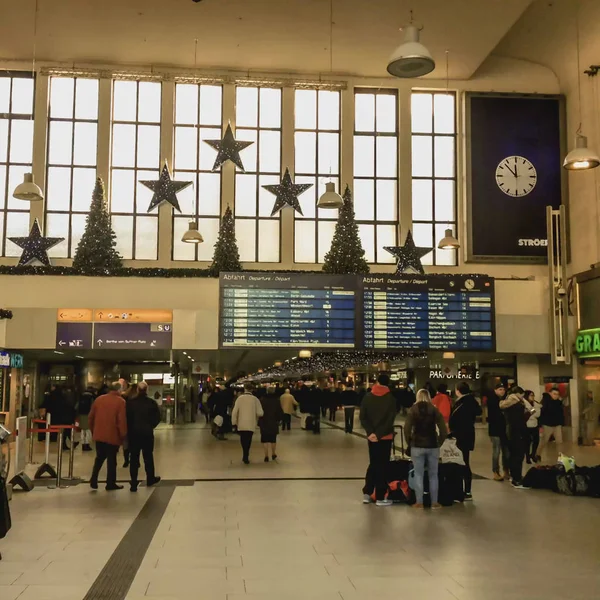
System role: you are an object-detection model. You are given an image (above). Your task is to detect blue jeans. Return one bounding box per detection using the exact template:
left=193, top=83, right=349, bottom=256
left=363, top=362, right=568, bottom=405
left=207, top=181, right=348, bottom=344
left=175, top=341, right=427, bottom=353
left=491, top=436, right=510, bottom=474
left=411, top=447, right=440, bottom=504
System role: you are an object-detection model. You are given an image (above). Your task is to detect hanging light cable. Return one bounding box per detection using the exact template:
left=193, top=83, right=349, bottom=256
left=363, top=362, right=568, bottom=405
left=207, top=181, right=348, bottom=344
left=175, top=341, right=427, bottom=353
left=182, top=38, right=204, bottom=244
left=317, top=0, right=343, bottom=210
left=563, top=3, right=599, bottom=170
left=438, top=50, right=459, bottom=250
left=13, top=0, right=44, bottom=202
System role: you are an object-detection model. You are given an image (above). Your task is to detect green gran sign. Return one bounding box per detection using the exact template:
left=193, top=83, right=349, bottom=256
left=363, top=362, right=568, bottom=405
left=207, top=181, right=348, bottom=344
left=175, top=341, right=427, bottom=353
left=575, top=328, right=600, bottom=358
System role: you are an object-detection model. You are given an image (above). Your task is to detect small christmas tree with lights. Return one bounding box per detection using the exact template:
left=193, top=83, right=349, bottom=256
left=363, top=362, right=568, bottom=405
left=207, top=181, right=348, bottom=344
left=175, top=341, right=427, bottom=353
left=322, top=185, right=370, bottom=274
left=73, top=177, right=123, bottom=274
left=209, top=205, right=243, bottom=276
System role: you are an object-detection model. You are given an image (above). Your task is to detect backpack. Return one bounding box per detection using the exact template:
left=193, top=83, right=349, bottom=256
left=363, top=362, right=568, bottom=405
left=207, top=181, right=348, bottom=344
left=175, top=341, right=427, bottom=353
left=556, top=468, right=589, bottom=497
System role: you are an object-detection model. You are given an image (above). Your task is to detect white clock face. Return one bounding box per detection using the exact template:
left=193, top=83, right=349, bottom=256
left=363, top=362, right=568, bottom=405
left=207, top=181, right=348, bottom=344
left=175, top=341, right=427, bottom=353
left=495, top=156, right=537, bottom=197
left=464, top=279, right=475, bottom=291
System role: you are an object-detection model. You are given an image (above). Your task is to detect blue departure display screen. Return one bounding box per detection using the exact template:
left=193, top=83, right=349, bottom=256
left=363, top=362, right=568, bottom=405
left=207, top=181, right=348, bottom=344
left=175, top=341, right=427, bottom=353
left=362, top=274, right=495, bottom=350
left=219, top=273, right=495, bottom=351
left=220, top=273, right=357, bottom=348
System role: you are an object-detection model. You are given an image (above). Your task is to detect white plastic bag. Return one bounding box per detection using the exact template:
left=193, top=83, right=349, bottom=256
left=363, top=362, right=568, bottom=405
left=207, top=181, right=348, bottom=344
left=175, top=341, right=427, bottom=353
left=440, top=438, right=465, bottom=465
left=213, top=415, right=224, bottom=427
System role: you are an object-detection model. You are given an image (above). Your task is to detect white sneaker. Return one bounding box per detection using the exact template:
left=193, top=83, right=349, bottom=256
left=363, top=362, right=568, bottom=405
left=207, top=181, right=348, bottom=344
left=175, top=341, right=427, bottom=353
left=376, top=499, right=393, bottom=507
left=363, top=494, right=373, bottom=504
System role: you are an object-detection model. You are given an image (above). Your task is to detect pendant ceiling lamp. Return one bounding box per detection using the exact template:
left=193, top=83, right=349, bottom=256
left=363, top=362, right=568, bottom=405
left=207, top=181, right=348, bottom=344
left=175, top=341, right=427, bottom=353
left=563, top=3, right=599, bottom=171
left=181, top=220, right=203, bottom=244
left=387, top=11, right=435, bottom=79
left=14, top=0, right=44, bottom=203
left=438, top=228, right=460, bottom=250
left=317, top=0, right=344, bottom=210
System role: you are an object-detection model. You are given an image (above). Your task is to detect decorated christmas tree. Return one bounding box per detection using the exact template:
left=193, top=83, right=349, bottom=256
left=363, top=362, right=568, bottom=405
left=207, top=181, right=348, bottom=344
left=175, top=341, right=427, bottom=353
left=73, top=177, right=123, bottom=275
left=322, top=185, right=370, bottom=274
left=208, top=205, right=243, bottom=276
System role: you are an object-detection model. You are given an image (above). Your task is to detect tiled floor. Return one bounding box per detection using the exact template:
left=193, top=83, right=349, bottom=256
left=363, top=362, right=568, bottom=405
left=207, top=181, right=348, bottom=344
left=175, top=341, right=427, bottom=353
left=1, top=416, right=599, bottom=600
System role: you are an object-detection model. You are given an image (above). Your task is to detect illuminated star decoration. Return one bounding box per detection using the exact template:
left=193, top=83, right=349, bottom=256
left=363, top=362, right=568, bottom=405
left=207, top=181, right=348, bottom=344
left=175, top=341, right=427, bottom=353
left=384, top=230, right=431, bottom=275
left=204, top=123, right=254, bottom=172
left=9, top=219, right=64, bottom=267
left=263, top=167, right=313, bottom=216
left=140, top=162, right=193, bottom=213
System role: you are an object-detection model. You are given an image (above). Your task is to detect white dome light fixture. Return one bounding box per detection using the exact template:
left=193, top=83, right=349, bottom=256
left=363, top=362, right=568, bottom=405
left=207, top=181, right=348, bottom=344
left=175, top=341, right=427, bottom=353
left=13, top=173, right=44, bottom=202
left=387, top=13, right=435, bottom=79
left=563, top=5, right=599, bottom=171
left=563, top=133, right=600, bottom=170
left=317, top=181, right=343, bottom=209
left=181, top=220, right=204, bottom=244
left=438, top=228, right=460, bottom=250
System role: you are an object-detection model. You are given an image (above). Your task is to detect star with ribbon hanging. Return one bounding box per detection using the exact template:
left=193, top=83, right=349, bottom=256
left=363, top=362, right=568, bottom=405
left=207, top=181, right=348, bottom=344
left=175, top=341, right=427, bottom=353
left=204, top=123, right=254, bottom=172
left=140, top=162, right=193, bottom=213
left=9, top=219, right=64, bottom=267
left=384, top=230, right=431, bottom=275
left=263, top=168, right=313, bottom=217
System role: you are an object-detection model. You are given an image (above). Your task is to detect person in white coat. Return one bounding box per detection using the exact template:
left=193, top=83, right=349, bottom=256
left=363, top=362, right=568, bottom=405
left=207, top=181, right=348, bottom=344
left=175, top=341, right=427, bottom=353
left=523, top=390, right=542, bottom=464
left=232, top=383, right=264, bottom=464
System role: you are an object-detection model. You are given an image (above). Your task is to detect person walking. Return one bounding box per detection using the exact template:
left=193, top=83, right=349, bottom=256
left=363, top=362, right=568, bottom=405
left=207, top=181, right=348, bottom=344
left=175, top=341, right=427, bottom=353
left=88, top=382, right=127, bottom=491
left=231, top=383, right=264, bottom=464
left=536, top=387, right=565, bottom=462
left=523, top=390, right=542, bottom=463
left=449, top=382, right=482, bottom=501
left=126, top=382, right=162, bottom=492
left=341, top=382, right=360, bottom=433
left=360, top=374, right=397, bottom=507
left=500, top=386, right=532, bottom=488
left=77, top=386, right=96, bottom=452
left=260, top=387, right=284, bottom=461
left=280, top=388, right=298, bottom=431
left=405, top=389, right=448, bottom=509
left=487, top=383, right=510, bottom=481
left=432, top=383, right=452, bottom=424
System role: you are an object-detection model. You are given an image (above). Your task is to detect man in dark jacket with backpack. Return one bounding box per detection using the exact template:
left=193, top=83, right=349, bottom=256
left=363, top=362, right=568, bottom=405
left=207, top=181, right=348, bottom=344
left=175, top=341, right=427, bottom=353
left=127, top=382, right=161, bottom=492
left=78, top=386, right=96, bottom=452
left=360, top=374, right=397, bottom=506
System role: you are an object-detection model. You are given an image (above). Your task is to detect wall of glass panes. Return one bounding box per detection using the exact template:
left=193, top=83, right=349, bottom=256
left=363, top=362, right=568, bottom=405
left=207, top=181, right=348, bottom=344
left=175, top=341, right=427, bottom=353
left=0, top=72, right=34, bottom=257
left=110, top=80, right=161, bottom=260
left=353, top=89, right=398, bottom=264
left=234, top=86, right=282, bottom=263
left=45, top=77, right=99, bottom=258
left=411, top=91, right=457, bottom=266
left=172, top=83, right=223, bottom=261
left=294, top=89, right=340, bottom=263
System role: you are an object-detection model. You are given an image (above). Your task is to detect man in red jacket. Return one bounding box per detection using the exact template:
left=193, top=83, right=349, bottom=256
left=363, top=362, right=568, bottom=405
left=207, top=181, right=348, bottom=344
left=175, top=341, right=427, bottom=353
left=88, top=381, right=128, bottom=491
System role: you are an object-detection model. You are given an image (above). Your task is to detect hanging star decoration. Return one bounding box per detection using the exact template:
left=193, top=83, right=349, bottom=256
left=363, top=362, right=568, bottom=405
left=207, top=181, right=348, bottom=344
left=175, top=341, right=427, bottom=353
left=204, top=123, right=254, bottom=172
left=140, top=162, right=193, bottom=213
left=384, top=230, right=431, bottom=275
left=9, top=219, right=64, bottom=267
left=263, top=167, right=313, bottom=216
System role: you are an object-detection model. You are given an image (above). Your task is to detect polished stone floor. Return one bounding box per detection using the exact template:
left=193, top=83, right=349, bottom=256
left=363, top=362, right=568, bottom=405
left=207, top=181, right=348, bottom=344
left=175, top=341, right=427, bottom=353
left=1, top=415, right=599, bottom=600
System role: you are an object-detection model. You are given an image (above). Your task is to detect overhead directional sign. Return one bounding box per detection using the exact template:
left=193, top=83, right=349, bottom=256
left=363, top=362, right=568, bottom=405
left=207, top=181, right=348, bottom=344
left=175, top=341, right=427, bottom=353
left=57, top=309, right=93, bottom=322
left=94, top=322, right=172, bottom=349
left=93, top=309, right=173, bottom=323
left=56, top=322, right=93, bottom=350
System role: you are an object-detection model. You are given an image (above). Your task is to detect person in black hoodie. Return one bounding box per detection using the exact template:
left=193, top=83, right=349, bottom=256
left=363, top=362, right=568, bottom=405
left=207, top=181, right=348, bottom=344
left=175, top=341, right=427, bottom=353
left=536, top=387, right=565, bottom=462
left=341, top=382, right=360, bottom=433
left=487, top=383, right=510, bottom=481
left=449, top=382, right=482, bottom=501
left=500, top=386, right=533, bottom=488
left=127, top=382, right=161, bottom=492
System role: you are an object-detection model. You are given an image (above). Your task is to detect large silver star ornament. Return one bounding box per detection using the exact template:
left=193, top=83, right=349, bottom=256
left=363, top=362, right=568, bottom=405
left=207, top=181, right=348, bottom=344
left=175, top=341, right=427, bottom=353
left=384, top=230, right=431, bottom=275
left=204, top=124, right=254, bottom=172
left=263, top=168, right=313, bottom=216
left=9, top=219, right=64, bottom=266
left=140, top=162, right=193, bottom=213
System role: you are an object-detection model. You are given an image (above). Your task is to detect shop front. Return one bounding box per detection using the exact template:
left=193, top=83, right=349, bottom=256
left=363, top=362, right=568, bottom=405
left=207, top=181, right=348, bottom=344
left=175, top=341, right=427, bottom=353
left=573, top=268, right=600, bottom=444
left=0, top=351, right=26, bottom=432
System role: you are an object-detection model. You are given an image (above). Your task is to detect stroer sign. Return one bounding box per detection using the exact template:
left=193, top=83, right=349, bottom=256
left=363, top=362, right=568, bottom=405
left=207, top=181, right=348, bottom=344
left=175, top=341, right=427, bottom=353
left=575, top=328, right=600, bottom=358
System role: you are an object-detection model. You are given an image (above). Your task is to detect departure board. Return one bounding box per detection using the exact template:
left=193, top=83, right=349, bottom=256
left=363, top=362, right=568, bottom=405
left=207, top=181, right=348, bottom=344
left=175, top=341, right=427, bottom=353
left=362, top=275, right=495, bottom=350
left=220, top=273, right=356, bottom=348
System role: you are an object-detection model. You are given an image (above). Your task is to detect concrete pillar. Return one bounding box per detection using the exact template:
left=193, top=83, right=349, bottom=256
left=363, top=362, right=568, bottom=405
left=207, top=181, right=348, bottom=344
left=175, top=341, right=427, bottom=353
left=516, top=355, right=541, bottom=395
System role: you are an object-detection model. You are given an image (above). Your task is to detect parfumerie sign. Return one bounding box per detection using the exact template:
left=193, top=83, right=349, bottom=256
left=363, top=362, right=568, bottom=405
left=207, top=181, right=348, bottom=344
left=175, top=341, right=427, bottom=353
left=575, top=328, right=600, bottom=358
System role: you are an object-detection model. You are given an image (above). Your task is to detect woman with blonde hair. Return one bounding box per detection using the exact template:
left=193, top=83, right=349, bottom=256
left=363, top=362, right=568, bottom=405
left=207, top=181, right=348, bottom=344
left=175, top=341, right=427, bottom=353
left=405, top=388, right=448, bottom=509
